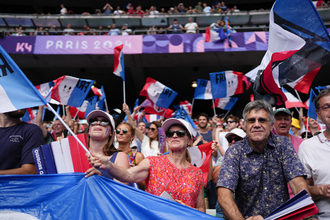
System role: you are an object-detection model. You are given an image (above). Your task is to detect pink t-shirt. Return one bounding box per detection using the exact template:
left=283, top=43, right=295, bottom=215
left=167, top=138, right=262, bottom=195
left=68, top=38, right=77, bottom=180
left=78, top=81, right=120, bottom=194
left=145, top=155, right=203, bottom=208
left=288, top=134, right=304, bottom=198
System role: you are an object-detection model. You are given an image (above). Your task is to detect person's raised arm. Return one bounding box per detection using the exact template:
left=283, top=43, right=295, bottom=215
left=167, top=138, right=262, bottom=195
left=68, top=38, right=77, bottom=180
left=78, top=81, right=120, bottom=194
left=87, top=154, right=150, bottom=183
left=36, top=105, right=48, bottom=138
left=122, top=103, right=144, bottom=142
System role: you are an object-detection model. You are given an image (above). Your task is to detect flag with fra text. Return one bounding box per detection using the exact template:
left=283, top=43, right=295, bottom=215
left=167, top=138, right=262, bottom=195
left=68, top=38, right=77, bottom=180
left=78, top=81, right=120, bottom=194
left=140, top=77, right=178, bottom=109
left=193, top=79, right=213, bottom=100
left=209, top=71, right=245, bottom=99
left=51, top=75, right=94, bottom=107
left=140, top=99, right=173, bottom=118
left=0, top=45, right=47, bottom=113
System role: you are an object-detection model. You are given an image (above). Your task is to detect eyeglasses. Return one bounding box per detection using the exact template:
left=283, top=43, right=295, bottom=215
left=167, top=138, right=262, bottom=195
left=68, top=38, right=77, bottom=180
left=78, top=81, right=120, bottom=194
left=227, top=120, right=236, bottom=124
left=227, top=136, right=242, bottom=143
left=89, top=119, right=110, bottom=126
left=165, top=130, right=187, bottom=138
left=320, top=104, right=330, bottom=111
left=150, top=128, right=157, bottom=131
left=115, top=128, right=128, bottom=134
left=246, top=118, right=269, bottom=124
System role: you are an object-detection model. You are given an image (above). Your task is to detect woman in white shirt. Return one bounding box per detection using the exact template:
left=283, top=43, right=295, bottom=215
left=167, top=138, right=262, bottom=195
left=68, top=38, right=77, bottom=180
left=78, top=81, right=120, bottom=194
left=122, top=103, right=161, bottom=157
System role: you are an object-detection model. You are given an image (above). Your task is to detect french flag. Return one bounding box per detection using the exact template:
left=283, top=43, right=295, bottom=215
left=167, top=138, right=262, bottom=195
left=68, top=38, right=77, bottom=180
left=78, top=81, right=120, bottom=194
left=209, top=71, right=245, bottom=99
left=113, top=44, right=125, bottom=81
left=139, top=99, right=173, bottom=118
left=213, top=97, right=238, bottom=110
left=144, top=114, right=161, bottom=122
left=205, top=26, right=226, bottom=43
left=307, top=89, right=318, bottom=120
left=188, top=142, right=213, bottom=186
left=35, top=81, right=55, bottom=99
left=21, top=107, right=37, bottom=123
left=179, top=100, right=192, bottom=115
left=193, top=79, right=213, bottom=100
left=51, top=75, right=94, bottom=107
left=282, top=88, right=307, bottom=109
left=0, top=45, right=47, bottom=113
left=140, top=77, right=178, bottom=109
left=249, top=0, right=330, bottom=103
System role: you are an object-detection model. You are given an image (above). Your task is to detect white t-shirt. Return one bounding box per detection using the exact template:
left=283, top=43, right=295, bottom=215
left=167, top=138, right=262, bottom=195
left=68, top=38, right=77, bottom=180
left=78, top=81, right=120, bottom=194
left=141, top=135, right=159, bottom=157
left=213, top=132, right=229, bottom=166
left=121, top=29, right=132, bottom=35
left=203, top=6, right=212, bottom=14
left=184, top=22, right=198, bottom=34
left=298, top=132, right=330, bottom=219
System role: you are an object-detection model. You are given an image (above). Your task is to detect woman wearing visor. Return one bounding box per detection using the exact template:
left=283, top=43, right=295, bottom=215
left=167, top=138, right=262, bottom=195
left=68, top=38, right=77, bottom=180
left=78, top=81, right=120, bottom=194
left=88, top=118, right=205, bottom=212
left=84, top=110, right=130, bottom=185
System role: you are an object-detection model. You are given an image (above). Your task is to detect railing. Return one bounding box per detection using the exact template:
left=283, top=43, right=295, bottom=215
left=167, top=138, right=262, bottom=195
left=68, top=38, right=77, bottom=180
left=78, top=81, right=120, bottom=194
left=1, top=7, right=329, bottom=34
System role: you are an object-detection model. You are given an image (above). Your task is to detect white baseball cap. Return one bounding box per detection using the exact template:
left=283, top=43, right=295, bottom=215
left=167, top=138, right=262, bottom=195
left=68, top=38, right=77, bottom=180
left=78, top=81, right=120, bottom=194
left=86, top=110, right=115, bottom=129
left=225, top=128, right=246, bottom=139
left=162, top=118, right=196, bottom=138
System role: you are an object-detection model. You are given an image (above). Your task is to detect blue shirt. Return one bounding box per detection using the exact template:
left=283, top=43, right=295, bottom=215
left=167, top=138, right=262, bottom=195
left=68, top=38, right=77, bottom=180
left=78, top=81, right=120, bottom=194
left=217, top=133, right=306, bottom=218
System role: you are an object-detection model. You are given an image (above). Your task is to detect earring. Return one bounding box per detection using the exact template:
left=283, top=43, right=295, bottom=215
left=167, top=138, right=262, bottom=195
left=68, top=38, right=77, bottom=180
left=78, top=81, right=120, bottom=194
left=130, top=140, right=132, bottom=144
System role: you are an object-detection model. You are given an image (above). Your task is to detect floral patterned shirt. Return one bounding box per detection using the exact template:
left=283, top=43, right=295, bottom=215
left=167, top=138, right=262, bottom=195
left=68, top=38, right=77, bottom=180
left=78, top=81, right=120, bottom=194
left=145, top=155, right=203, bottom=208
left=217, top=133, right=306, bottom=218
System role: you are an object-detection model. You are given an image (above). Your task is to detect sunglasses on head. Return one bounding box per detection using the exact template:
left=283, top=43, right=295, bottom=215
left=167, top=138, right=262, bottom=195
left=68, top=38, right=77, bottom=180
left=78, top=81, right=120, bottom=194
left=116, top=128, right=128, bottom=134
left=227, top=136, right=242, bottom=143
left=165, top=130, right=187, bottom=138
left=89, top=119, right=110, bottom=126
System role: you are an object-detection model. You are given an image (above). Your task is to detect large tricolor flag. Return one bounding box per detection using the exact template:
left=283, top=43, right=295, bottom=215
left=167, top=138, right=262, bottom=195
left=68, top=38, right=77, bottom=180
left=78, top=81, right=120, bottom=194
left=140, top=99, right=173, bottom=118
left=248, top=0, right=330, bottom=103
left=193, top=79, right=213, bottom=100
left=282, top=88, right=308, bottom=109
left=213, top=97, right=238, bottom=110
left=51, top=75, right=94, bottom=107
left=0, top=45, right=47, bottom=113
left=140, top=77, right=178, bottom=109
left=0, top=174, right=217, bottom=220
left=209, top=71, right=245, bottom=99
left=113, top=44, right=125, bottom=81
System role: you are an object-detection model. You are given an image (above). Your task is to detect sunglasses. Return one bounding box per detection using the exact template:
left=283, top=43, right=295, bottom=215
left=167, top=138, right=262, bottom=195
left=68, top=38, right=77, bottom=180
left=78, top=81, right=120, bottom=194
left=227, top=136, right=242, bottom=143
left=89, top=119, right=110, bottom=126
left=115, top=128, right=128, bottom=134
left=150, top=128, right=157, bottom=131
left=227, top=120, right=236, bottom=124
left=165, top=130, right=187, bottom=138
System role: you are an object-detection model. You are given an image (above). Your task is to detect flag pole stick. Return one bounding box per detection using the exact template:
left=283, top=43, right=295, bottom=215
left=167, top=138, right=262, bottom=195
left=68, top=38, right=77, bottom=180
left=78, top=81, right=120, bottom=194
left=212, top=99, right=216, bottom=116
left=123, top=80, right=126, bottom=104
left=223, top=109, right=231, bottom=119
left=73, top=109, right=79, bottom=120
left=104, top=99, right=109, bottom=112
left=62, top=105, right=66, bottom=117
left=191, top=99, right=195, bottom=114
left=46, top=103, right=91, bottom=156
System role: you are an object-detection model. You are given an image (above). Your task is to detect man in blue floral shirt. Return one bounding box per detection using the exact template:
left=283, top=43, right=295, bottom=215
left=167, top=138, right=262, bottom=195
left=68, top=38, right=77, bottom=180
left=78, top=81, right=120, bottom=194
left=217, top=100, right=309, bottom=219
